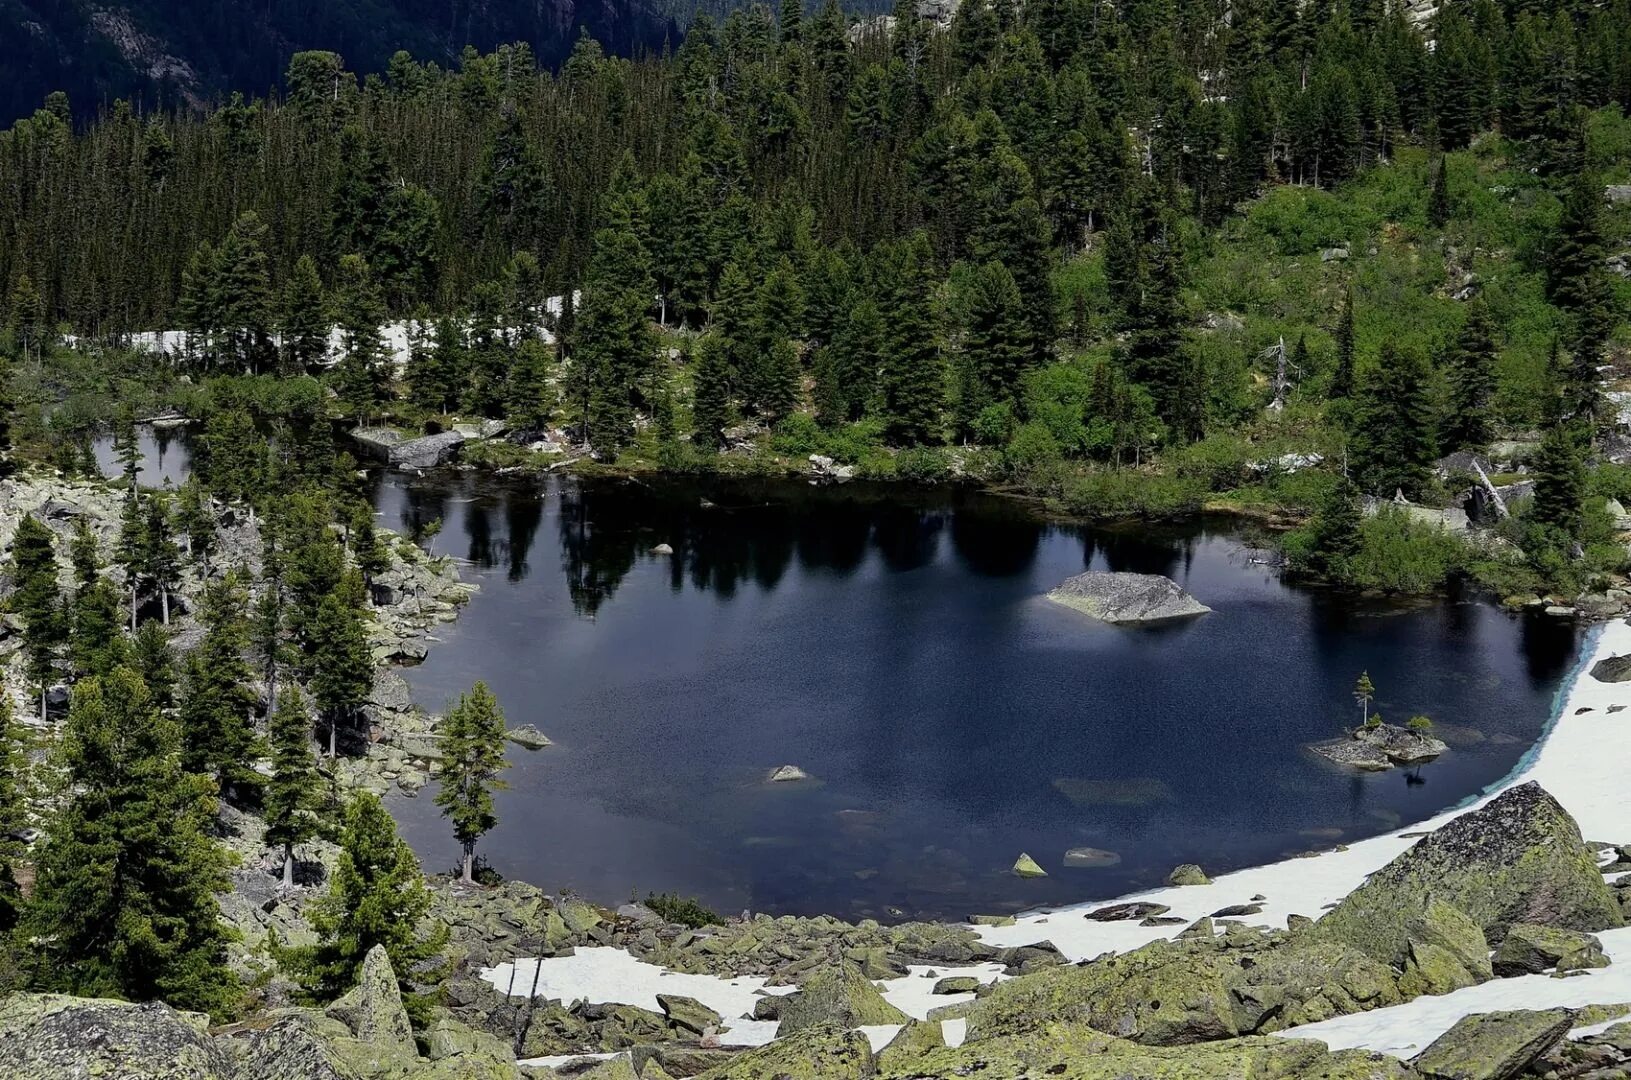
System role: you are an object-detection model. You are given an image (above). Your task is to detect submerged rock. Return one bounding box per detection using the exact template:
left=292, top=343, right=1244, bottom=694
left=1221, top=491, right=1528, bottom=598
left=1046, top=572, right=1211, bottom=625
left=1062, top=846, right=1122, bottom=868
left=505, top=724, right=553, bottom=750
left=1314, top=782, right=1625, bottom=968
left=1411, top=1008, right=1572, bottom=1080
left=767, top=764, right=810, bottom=783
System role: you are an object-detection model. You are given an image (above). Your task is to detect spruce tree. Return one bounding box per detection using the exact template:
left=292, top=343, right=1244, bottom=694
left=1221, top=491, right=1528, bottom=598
left=25, top=668, right=237, bottom=1016
left=68, top=525, right=126, bottom=680
left=175, top=478, right=216, bottom=578
left=10, top=514, right=63, bottom=722
left=1350, top=344, right=1436, bottom=497
left=1299, top=474, right=1363, bottom=581
left=132, top=620, right=178, bottom=711
left=0, top=695, right=26, bottom=931
left=956, top=261, right=1031, bottom=437
left=1531, top=418, right=1586, bottom=536
left=1427, top=157, right=1452, bottom=228
left=143, top=494, right=181, bottom=625
left=180, top=572, right=259, bottom=795
left=290, top=791, right=446, bottom=1003
left=308, top=571, right=372, bottom=758
left=434, top=682, right=511, bottom=885
left=215, top=211, right=276, bottom=373
left=1330, top=288, right=1357, bottom=404
left=265, top=687, right=321, bottom=889
left=1441, top=300, right=1498, bottom=451
left=691, top=334, right=733, bottom=452
left=280, top=254, right=330, bottom=375
left=879, top=237, right=944, bottom=447
left=331, top=255, right=389, bottom=422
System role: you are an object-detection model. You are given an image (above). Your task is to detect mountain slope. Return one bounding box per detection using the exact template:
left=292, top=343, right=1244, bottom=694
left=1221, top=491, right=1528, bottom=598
left=0, top=0, right=678, bottom=124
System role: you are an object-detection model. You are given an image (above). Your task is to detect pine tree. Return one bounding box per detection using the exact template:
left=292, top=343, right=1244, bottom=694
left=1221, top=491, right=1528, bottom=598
left=215, top=211, right=276, bottom=373
left=280, top=254, right=330, bottom=375
left=1330, top=288, right=1357, bottom=404
left=1299, top=474, right=1363, bottom=581
left=1427, top=157, right=1452, bottom=228
left=68, top=522, right=125, bottom=680
left=0, top=695, right=26, bottom=931
left=307, top=571, right=372, bottom=758
left=10, top=514, right=63, bottom=722
left=1441, top=300, right=1498, bottom=451
left=175, top=478, right=216, bottom=578
left=1350, top=344, right=1436, bottom=497
left=131, top=620, right=178, bottom=711
left=143, top=494, right=181, bottom=625
left=879, top=237, right=944, bottom=447
left=1531, top=418, right=1586, bottom=536
left=1354, top=670, right=1376, bottom=724
left=691, top=334, right=733, bottom=452
left=180, top=572, right=259, bottom=799
left=434, top=682, right=511, bottom=885
left=956, top=261, right=1031, bottom=437
left=290, top=791, right=446, bottom=1002
left=573, top=220, right=654, bottom=455
left=331, top=255, right=389, bottom=421
left=265, top=687, right=321, bottom=889
left=25, top=668, right=237, bottom=1016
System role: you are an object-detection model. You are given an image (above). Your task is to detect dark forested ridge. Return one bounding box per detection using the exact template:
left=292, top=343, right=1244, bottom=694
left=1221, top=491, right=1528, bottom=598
left=0, top=0, right=679, bottom=126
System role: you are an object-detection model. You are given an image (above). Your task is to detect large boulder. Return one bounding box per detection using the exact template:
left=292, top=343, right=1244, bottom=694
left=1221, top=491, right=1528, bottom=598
left=1046, top=572, right=1211, bottom=625
left=775, top=962, right=909, bottom=1036
left=1314, top=782, right=1624, bottom=966
left=324, top=944, right=417, bottom=1058
left=1590, top=654, right=1631, bottom=683
left=1490, top=923, right=1607, bottom=976
left=392, top=432, right=467, bottom=470
left=873, top=1021, right=1418, bottom=1079
left=0, top=994, right=233, bottom=1080
left=232, top=1012, right=365, bottom=1080
left=1411, top=1008, right=1572, bottom=1080
left=694, top=1026, right=875, bottom=1079
left=1398, top=900, right=1492, bottom=997
left=960, top=931, right=1400, bottom=1046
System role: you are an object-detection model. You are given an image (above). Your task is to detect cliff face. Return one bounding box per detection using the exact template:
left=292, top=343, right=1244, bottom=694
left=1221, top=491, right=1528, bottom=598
left=0, top=0, right=676, bottom=125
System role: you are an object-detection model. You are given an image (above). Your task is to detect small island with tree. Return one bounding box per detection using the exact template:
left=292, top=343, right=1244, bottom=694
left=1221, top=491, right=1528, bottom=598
left=1310, top=670, right=1449, bottom=773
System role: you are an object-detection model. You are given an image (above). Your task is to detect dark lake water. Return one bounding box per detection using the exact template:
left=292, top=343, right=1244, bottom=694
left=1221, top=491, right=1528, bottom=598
left=98, top=429, right=1583, bottom=921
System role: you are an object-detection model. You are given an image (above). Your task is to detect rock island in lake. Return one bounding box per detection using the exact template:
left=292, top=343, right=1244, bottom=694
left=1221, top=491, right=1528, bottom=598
left=1046, top=571, right=1211, bottom=625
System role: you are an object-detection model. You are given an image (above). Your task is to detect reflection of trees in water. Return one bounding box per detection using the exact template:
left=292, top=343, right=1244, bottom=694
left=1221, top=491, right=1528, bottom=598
left=1096, top=528, right=1188, bottom=578
left=402, top=485, right=449, bottom=542
left=950, top=511, right=1041, bottom=577
left=873, top=508, right=943, bottom=571
left=505, top=495, right=542, bottom=582
left=794, top=506, right=871, bottom=576
left=464, top=500, right=495, bottom=568
left=558, top=483, right=639, bottom=617
left=1520, top=609, right=1579, bottom=688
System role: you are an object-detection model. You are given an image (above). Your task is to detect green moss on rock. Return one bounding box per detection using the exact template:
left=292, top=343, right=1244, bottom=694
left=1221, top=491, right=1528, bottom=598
left=775, top=962, right=908, bottom=1035
left=694, top=1025, right=875, bottom=1079
left=1315, top=783, right=1623, bottom=968
left=1411, top=1008, right=1572, bottom=1080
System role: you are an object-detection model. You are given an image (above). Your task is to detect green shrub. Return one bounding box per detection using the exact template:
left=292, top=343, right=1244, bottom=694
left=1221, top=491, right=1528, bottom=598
left=895, top=447, right=951, bottom=482
left=770, top=413, right=824, bottom=456
left=1054, top=470, right=1206, bottom=519
left=1006, top=420, right=1063, bottom=474
left=644, top=892, right=721, bottom=928
left=1344, top=508, right=1470, bottom=593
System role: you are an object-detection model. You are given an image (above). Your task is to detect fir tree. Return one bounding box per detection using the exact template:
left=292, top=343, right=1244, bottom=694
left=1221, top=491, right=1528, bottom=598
left=1350, top=344, right=1436, bottom=497
left=331, top=255, right=389, bottom=421
left=175, top=478, right=216, bottom=578
left=9, top=514, right=63, bottom=722
left=180, top=572, right=259, bottom=797
left=434, top=682, right=511, bottom=885
left=307, top=571, right=372, bottom=758
left=280, top=254, right=330, bottom=375
left=1354, top=670, right=1376, bottom=724
left=1298, top=474, right=1363, bottom=581
left=25, top=668, right=237, bottom=1016
left=1531, top=418, right=1586, bottom=536
left=131, top=620, right=178, bottom=711
left=956, top=261, right=1031, bottom=437
left=1441, top=300, right=1498, bottom=451
left=691, top=334, right=733, bottom=453
left=879, top=236, right=944, bottom=447
left=1330, top=288, right=1357, bottom=404
left=265, top=687, right=321, bottom=889
left=68, top=527, right=126, bottom=680
left=1427, top=157, right=1452, bottom=228
left=143, top=494, right=181, bottom=625
left=0, top=695, right=26, bottom=931
left=215, top=211, right=276, bottom=372
left=289, top=791, right=446, bottom=1004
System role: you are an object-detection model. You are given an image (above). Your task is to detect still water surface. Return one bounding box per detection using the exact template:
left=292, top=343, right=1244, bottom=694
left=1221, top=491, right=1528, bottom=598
left=97, top=429, right=1582, bottom=920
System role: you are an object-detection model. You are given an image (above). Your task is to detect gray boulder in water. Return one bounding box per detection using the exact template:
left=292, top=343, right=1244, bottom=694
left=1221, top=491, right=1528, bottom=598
left=1047, top=572, right=1211, bottom=625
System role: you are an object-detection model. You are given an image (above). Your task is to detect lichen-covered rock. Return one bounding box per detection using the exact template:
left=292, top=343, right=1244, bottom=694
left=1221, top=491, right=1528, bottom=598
left=656, top=994, right=721, bottom=1036
left=775, top=962, right=909, bottom=1035
left=874, top=1021, right=1417, bottom=1078
left=932, top=975, right=981, bottom=994
left=1398, top=900, right=1492, bottom=997
left=325, top=945, right=417, bottom=1056
left=1168, top=863, right=1211, bottom=886
left=1012, top=852, right=1047, bottom=877
left=693, top=1026, right=874, bottom=1079
left=1353, top=723, right=1449, bottom=765
left=1491, top=923, right=1607, bottom=976
left=1411, top=1008, right=1572, bottom=1080
left=1047, top=572, right=1211, bottom=624
left=1590, top=654, right=1631, bottom=682
left=0, top=993, right=234, bottom=1080
left=231, top=1012, right=365, bottom=1080
left=876, top=1019, right=946, bottom=1072
left=424, top=1013, right=519, bottom=1068
left=961, top=931, right=1401, bottom=1046
left=1315, top=783, right=1624, bottom=967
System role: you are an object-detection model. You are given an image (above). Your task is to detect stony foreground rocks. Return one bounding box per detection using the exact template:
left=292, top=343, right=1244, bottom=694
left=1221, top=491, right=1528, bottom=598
left=1046, top=571, right=1211, bottom=624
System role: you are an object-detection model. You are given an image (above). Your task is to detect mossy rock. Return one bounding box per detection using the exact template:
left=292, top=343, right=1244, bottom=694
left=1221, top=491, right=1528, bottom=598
left=0, top=994, right=236, bottom=1080
left=693, top=1025, right=875, bottom=1079
left=1314, top=783, right=1624, bottom=969
left=1167, top=863, right=1211, bottom=886
left=775, top=962, right=908, bottom=1035
left=1490, top=923, right=1606, bottom=976
left=876, top=1019, right=946, bottom=1072
left=1411, top=1008, right=1572, bottom=1080
left=873, top=1021, right=1417, bottom=1079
